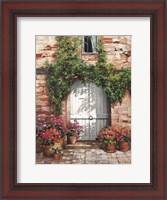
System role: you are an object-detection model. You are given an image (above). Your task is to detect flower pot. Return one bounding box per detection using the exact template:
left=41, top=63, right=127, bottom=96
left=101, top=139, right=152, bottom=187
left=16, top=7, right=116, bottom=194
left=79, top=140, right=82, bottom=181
left=36, top=143, right=44, bottom=153
left=68, top=136, right=77, bottom=144
left=43, top=145, right=52, bottom=157
left=119, top=142, right=129, bottom=152
left=54, top=154, right=61, bottom=161
left=106, top=143, right=116, bottom=153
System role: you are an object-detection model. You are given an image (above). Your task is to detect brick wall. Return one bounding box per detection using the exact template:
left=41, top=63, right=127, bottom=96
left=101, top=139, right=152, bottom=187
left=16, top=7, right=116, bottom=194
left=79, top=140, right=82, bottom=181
left=36, top=36, right=131, bottom=129
left=103, top=36, right=131, bottom=70
left=36, top=74, right=50, bottom=119
left=81, top=36, right=131, bottom=69
left=111, top=90, right=131, bottom=129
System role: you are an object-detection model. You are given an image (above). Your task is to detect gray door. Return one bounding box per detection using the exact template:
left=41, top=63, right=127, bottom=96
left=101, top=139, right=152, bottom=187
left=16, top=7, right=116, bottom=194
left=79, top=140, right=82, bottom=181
left=70, top=80, right=109, bottom=140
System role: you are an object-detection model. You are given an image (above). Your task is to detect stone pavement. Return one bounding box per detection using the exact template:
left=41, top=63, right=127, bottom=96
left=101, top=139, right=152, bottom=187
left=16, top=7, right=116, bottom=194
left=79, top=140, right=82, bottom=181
left=36, top=141, right=131, bottom=164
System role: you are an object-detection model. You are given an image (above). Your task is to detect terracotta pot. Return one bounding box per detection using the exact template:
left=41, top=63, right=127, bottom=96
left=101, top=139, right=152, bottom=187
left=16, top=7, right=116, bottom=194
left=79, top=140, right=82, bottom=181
left=68, top=136, right=77, bottom=144
left=119, top=142, right=129, bottom=152
left=54, top=154, right=61, bottom=161
left=106, top=143, right=116, bottom=153
left=43, top=145, right=52, bottom=157
left=36, top=143, right=44, bottom=153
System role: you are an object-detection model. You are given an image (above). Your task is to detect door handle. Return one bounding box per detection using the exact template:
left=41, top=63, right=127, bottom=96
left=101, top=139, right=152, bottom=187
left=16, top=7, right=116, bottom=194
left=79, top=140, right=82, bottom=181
left=89, top=115, right=93, bottom=120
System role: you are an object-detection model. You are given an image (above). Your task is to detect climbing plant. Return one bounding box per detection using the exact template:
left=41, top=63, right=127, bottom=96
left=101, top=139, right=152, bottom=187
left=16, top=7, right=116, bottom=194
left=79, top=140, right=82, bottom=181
left=46, top=36, right=131, bottom=115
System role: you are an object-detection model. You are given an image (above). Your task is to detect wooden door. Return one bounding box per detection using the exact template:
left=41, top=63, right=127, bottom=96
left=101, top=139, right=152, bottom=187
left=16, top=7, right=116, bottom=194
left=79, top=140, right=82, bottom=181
left=70, top=80, right=109, bottom=140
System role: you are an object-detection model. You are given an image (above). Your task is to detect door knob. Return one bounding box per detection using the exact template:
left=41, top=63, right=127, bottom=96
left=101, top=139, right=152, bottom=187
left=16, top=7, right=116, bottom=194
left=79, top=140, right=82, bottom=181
left=89, top=115, right=93, bottom=120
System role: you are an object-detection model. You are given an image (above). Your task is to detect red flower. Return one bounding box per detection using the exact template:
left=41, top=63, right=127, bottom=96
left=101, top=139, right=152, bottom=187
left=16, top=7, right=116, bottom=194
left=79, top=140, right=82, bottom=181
left=105, top=135, right=109, bottom=139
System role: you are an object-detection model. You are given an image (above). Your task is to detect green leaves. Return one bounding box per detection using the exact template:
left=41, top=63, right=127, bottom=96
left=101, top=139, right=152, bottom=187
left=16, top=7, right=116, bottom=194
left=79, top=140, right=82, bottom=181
left=46, top=36, right=131, bottom=115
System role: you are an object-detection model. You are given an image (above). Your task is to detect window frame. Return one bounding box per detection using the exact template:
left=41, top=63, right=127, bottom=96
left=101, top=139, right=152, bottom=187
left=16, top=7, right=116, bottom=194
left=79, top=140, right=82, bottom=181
left=82, top=35, right=98, bottom=55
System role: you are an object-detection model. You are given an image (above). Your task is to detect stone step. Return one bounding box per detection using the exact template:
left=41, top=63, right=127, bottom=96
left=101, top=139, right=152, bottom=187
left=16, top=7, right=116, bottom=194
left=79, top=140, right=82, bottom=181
left=65, top=141, right=100, bottom=150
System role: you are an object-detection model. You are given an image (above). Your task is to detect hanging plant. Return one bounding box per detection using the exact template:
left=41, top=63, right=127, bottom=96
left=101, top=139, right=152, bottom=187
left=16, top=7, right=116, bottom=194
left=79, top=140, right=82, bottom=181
left=46, top=36, right=131, bottom=115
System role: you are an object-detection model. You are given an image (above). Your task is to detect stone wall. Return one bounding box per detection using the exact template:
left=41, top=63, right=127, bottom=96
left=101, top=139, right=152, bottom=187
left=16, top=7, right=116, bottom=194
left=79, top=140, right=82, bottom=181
left=36, top=36, right=131, bottom=129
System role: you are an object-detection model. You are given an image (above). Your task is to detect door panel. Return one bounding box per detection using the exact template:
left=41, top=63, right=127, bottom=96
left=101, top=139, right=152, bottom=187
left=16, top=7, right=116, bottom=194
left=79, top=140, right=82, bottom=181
left=70, top=80, right=109, bottom=140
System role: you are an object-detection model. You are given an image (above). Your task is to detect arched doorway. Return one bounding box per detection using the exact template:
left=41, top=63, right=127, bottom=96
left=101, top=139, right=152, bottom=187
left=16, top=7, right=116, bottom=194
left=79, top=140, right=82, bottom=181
left=70, top=80, right=110, bottom=140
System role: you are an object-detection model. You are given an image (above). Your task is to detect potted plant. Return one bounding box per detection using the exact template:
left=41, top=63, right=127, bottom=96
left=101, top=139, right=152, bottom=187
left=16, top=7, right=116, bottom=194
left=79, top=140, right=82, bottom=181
left=36, top=117, right=65, bottom=155
left=98, top=127, right=116, bottom=153
left=36, top=117, right=65, bottom=133
left=42, top=128, right=62, bottom=157
left=115, top=127, right=131, bottom=152
left=48, top=117, right=66, bottom=146
left=66, top=120, right=83, bottom=144
left=50, top=144, right=63, bottom=161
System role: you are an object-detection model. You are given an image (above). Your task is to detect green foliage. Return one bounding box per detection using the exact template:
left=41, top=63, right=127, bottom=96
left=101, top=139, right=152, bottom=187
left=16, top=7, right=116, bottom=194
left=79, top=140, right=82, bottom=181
left=46, top=36, right=131, bottom=115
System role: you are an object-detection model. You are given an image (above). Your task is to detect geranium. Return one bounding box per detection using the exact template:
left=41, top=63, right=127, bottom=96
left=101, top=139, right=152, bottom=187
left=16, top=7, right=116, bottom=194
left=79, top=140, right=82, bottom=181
left=36, top=128, right=62, bottom=146
left=42, top=128, right=62, bottom=145
left=98, top=126, right=116, bottom=147
left=66, top=120, right=83, bottom=138
left=36, top=117, right=64, bottom=135
left=36, top=117, right=65, bottom=146
left=49, top=117, right=64, bottom=133
left=115, top=128, right=131, bottom=144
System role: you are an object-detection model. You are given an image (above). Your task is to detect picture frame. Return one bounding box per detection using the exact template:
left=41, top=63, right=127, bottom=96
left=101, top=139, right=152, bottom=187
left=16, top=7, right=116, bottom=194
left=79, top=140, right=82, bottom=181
left=1, top=0, right=166, bottom=199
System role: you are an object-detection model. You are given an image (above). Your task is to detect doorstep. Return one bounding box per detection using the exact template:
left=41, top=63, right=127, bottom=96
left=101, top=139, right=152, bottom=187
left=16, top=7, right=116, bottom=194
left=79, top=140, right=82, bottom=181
left=65, top=141, right=100, bottom=150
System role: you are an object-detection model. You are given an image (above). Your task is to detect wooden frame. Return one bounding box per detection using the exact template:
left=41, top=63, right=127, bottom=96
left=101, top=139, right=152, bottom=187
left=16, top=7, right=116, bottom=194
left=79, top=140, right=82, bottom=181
left=1, top=1, right=166, bottom=199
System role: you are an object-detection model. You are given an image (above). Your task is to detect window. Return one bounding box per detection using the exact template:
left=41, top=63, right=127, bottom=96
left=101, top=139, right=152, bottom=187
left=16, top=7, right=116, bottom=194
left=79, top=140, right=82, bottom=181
left=83, top=36, right=97, bottom=53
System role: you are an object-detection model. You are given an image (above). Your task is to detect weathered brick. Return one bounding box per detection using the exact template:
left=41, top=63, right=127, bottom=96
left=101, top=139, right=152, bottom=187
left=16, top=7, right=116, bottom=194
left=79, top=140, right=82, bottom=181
left=36, top=53, right=42, bottom=59
left=36, top=80, right=47, bottom=84
left=51, top=54, right=57, bottom=59
left=43, top=45, right=52, bottom=50
left=36, top=83, right=47, bottom=87
left=102, top=38, right=113, bottom=43
left=36, top=105, right=42, bottom=108
left=119, top=38, right=128, bottom=44
left=113, top=38, right=120, bottom=43
left=43, top=101, right=50, bottom=107
left=36, top=87, right=44, bottom=93
left=37, top=111, right=50, bottom=115
left=40, top=107, right=50, bottom=112
left=36, top=91, right=45, bottom=95
left=43, top=87, right=48, bottom=94
left=36, top=99, right=42, bottom=105
left=40, top=97, right=49, bottom=101
left=36, top=74, right=48, bottom=80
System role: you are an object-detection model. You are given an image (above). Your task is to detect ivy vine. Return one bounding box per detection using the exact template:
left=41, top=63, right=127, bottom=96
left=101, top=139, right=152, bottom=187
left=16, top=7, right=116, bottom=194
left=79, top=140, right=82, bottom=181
left=46, top=36, right=131, bottom=115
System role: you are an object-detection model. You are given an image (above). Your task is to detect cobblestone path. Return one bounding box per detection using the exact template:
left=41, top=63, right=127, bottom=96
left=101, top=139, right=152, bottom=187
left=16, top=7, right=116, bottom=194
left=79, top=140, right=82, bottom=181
left=36, top=142, right=131, bottom=164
